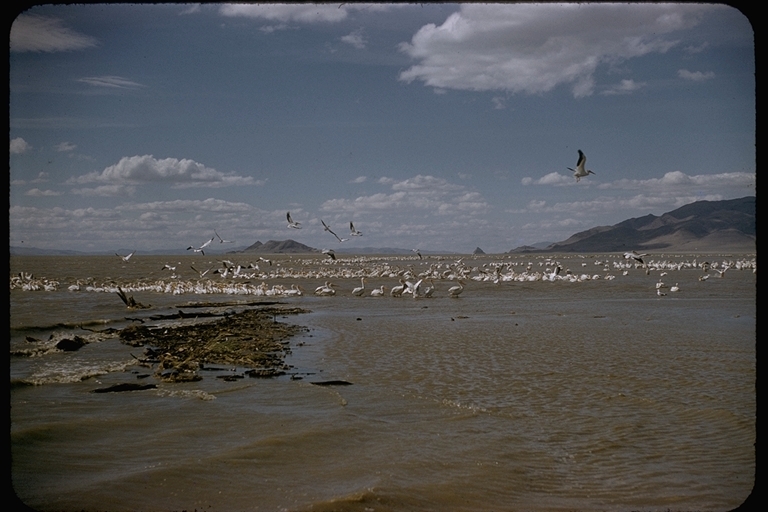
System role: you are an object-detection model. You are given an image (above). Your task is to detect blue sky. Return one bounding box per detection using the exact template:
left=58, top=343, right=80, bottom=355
left=9, top=3, right=755, bottom=254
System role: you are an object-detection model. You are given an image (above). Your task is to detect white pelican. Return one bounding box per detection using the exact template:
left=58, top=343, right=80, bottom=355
left=351, top=277, right=366, bottom=296
left=412, top=249, right=423, bottom=259
left=448, top=280, right=465, bottom=297
left=390, top=279, right=406, bottom=297
left=116, top=251, right=135, bottom=262
left=314, top=282, right=336, bottom=296
left=214, top=229, right=234, bottom=244
left=161, top=264, right=176, bottom=271
left=567, top=149, right=595, bottom=182
left=349, top=222, right=363, bottom=236
left=322, top=248, right=336, bottom=260
left=371, top=285, right=386, bottom=297
left=287, top=212, right=302, bottom=229
left=190, top=265, right=211, bottom=278
left=321, top=220, right=348, bottom=243
left=423, top=279, right=436, bottom=298
left=187, top=237, right=214, bottom=255
left=624, top=251, right=647, bottom=265
left=656, top=288, right=667, bottom=297
left=670, top=283, right=680, bottom=292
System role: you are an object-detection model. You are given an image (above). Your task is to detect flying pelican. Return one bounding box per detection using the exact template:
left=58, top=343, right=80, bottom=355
left=349, top=222, right=363, bottom=236
left=412, top=249, right=423, bottom=259
left=190, top=265, right=211, bottom=278
left=214, top=229, right=234, bottom=244
left=321, top=220, right=348, bottom=243
left=322, top=248, right=336, bottom=260
left=567, top=149, right=595, bottom=182
left=448, top=280, right=465, bottom=298
left=287, top=212, right=302, bottom=229
left=161, top=264, right=177, bottom=271
left=624, top=251, right=647, bottom=265
left=351, top=277, right=366, bottom=296
left=187, top=236, right=214, bottom=255
left=116, top=250, right=136, bottom=262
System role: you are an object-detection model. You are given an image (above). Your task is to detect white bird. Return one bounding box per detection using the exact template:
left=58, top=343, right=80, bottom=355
left=412, top=248, right=423, bottom=259
left=448, top=280, right=465, bottom=298
left=670, top=283, right=680, bottom=292
left=190, top=265, right=211, bottom=278
left=349, top=222, right=363, bottom=236
left=370, top=285, right=386, bottom=297
left=390, top=279, right=406, bottom=297
left=287, top=212, right=302, bottom=229
left=116, top=251, right=135, bottom=262
left=624, top=251, right=647, bottom=265
left=657, top=288, right=667, bottom=297
left=351, top=277, right=366, bottom=296
left=161, top=264, right=177, bottom=271
left=567, top=149, right=595, bottom=182
left=321, top=219, right=348, bottom=243
left=314, top=281, right=336, bottom=296
left=214, top=229, right=234, bottom=244
left=423, top=279, right=436, bottom=298
left=322, top=248, right=336, bottom=260
left=187, top=237, right=214, bottom=255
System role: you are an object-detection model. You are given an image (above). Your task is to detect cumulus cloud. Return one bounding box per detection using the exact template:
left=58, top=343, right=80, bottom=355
left=598, top=170, right=754, bottom=190
left=25, top=188, right=61, bottom=197
left=10, top=137, right=31, bottom=154
left=78, top=76, right=145, bottom=88
left=677, top=69, right=715, bottom=81
left=399, top=4, right=709, bottom=98
left=521, top=172, right=574, bottom=186
left=341, top=28, right=366, bottom=49
left=68, top=155, right=262, bottom=189
left=71, top=184, right=136, bottom=197
left=10, top=14, right=98, bottom=52
left=320, top=174, right=487, bottom=215
left=351, top=176, right=367, bottom=183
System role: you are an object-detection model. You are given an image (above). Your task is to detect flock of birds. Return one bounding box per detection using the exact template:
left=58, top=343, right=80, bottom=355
left=10, top=252, right=755, bottom=303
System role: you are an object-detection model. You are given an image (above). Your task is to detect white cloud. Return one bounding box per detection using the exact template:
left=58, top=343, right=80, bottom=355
left=55, top=141, right=76, bottom=152
left=677, top=69, right=715, bottom=81
left=320, top=174, right=487, bottom=216
left=25, top=188, right=61, bottom=197
left=10, top=14, right=98, bottom=53
left=68, top=155, right=262, bottom=189
left=598, top=171, right=754, bottom=191
left=351, top=176, right=367, bottom=183
left=219, top=3, right=393, bottom=24
left=10, top=137, right=31, bottom=154
left=78, top=76, right=145, bottom=89
left=341, top=28, right=366, bottom=49
left=399, top=4, right=709, bottom=98
left=601, top=78, right=645, bottom=95
left=522, top=172, right=573, bottom=186
left=72, top=184, right=136, bottom=197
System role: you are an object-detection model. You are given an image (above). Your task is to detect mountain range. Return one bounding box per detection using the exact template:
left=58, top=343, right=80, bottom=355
left=509, top=196, right=755, bottom=253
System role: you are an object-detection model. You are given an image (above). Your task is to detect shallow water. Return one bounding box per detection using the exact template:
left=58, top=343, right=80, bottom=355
left=10, top=253, right=756, bottom=511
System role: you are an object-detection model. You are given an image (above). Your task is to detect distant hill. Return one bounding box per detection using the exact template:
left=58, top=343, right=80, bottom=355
left=509, top=196, right=755, bottom=253
left=240, top=239, right=319, bottom=254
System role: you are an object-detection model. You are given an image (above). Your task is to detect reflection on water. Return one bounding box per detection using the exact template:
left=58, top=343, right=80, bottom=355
left=11, top=253, right=756, bottom=511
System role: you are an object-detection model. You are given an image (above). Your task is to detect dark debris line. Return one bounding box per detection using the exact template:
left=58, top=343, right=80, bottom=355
left=120, top=306, right=310, bottom=383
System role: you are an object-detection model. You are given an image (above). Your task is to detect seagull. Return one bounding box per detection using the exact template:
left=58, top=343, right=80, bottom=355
left=116, top=251, right=136, bottom=262
left=567, top=149, right=595, bottom=182
left=322, top=248, right=336, bottom=260
left=287, top=212, right=302, bottom=229
left=214, top=229, right=234, bottom=244
left=321, top=220, right=348, bottom=243
left=187, top=237, right=214, bottom=255
left=349, top=222, right=363, bottom=236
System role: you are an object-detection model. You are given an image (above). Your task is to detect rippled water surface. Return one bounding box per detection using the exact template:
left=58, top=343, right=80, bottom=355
left=10, top=253, right=756, bottom=511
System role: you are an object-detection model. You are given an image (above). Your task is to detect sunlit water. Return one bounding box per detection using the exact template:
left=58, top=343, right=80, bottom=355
left=10, top=253, right=756, bottom=511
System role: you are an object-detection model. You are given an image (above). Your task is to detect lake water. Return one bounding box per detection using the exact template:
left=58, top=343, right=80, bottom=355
left=10, top=253, right=756, bottom=511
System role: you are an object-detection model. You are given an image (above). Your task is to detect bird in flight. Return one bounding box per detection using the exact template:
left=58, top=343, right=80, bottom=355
left=567, top=149, right=595, bottom=182
left=322, top=248, right=336, bottom=260
left=287, top=212, right=302, bottom=229
left=214, top=229, right=234, bottom=244
left=187, top=236, right=214, bottom=255
left=349, top=222, right=363, bottom=237
left=321, top=220, right=348, bottom=243
left=624, top=251, right=647, bottom=265
left=412, top=249, right=422, bottom=259
left=116, top=250, right=136, bottom=262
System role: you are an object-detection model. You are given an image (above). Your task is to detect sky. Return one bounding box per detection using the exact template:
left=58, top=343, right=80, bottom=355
left=9, top=3, right=755, bottom=254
